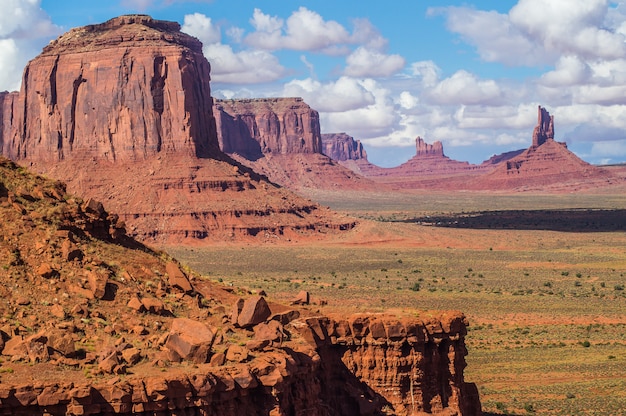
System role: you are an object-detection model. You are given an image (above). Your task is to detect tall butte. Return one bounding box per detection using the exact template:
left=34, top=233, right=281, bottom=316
left=0, top=15, right=354, bottom=243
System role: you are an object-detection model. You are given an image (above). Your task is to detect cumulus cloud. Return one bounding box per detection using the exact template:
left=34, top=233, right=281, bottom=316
left=431, top=7, right=550, bottom=66
left=283, top=76, right=375, bottom=112
left=245, top=7, right=350, bottom=52
left=408, top=61, right=441, bottom=87
left=509, top=0, right=626, bottom=60
left=182, top=13, right=221, bottom=45
left=429, top=70, right=504, bottom=106
left=182, top=13, right=286, bottom=84
left=319, top=79, right=399, bottom=139
left=344, top=47, right=405, bottom=78
left=0, top=0, right=60, bottom=91
left=203, top=43, right=286, bottom=84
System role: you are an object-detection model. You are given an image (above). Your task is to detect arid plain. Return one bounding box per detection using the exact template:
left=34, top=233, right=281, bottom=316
left=169, top=190, right=626, bottom=415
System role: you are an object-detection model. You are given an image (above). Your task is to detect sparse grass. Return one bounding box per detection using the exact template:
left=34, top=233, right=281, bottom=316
left=167, top=192, right=626, bottom=415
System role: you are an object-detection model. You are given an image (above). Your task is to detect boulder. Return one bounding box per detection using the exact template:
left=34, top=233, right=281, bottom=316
left=236, top=296, right=271, bottom=328
left=253, top=320, right=284, bottom=343
left=165, top=318, right=215, bottom=364
left=166, top=262, right=193, bottom=293
left=291, top=290, right=310, bottom=305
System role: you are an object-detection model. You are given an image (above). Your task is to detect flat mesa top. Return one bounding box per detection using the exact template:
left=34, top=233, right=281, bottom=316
left=41, top=15, right=203, bottom=56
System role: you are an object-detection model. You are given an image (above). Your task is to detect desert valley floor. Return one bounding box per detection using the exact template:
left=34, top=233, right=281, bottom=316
left=168, top=190, right=626, bottom=415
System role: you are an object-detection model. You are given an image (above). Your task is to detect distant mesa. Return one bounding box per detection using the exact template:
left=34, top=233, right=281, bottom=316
left=472, top=106, right=621, bottom=191
left=0, top=15, right=354, bottom=242
left=214, top=97, right=322, bottom=158
left=321, top=132, right=368, bottom=162
left=215, top=98, right=376, bottom=190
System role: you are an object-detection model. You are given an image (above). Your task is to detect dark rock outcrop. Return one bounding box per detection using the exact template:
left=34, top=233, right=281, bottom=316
left=0, top=16, right=355, bottom=243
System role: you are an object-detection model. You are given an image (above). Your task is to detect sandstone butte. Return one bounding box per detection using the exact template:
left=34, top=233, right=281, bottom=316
left=214, top=98, right=377, bottom=191
left=0, top=15, right=354, bottom=244
left=320, top=106, right=625, bottom=192
left=0, top=155, right=482, bottom=414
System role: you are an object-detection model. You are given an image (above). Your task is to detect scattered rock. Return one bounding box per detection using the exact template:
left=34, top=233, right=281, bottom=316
left=236, top=296, right=271, bottom=328
left=225, top=344, right=250, bottom=363
left=165, top=318, right=215, bottom=364
left=291, top=290, right=310, bottom=305
left=36, top=263, right=57, bottom=279
left=166, top=262, right=193, bottom=293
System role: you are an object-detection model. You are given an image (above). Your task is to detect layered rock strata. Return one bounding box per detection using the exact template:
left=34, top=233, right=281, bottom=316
left=321, top=132, right=368, bottom=162
left=0, top=16, right=354, bottom=242
left=214, top=98, right=322, bottom=156
left=215, top=99, right=376, bottom=191
left=472, top=107, right=620, bottom=191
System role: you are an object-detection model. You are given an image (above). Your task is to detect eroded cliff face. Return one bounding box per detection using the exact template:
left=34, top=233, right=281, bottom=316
left=0, top=92, right=17, bottom=154
left=0, top=16, right=355, bottom=243
left=215, top=98, right=322, bottom=156
left=4, top=15, right=220, bottom=162
left=321, top=132, right=368, bottom=161
left=215, top=98, right=376, bottom=191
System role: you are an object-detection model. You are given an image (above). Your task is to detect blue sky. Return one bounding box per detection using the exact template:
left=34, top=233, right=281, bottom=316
left=3, top=1, right=626, bottom=166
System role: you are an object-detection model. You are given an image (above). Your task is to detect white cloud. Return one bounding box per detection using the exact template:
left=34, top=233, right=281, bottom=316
left=429, top=70, right=504, bottom=105
left=182, top=13, right=286, bottom=84
left=245, top=7, right=350, bottom=52
left=408, top=61, right=441, bottom=87
left=203, top=43, right=286, bottom=84
left=398, top=91, right=418, bottom=110
left=344, top=47, right=405, bottom=78
left=509, top=0, right=626, bottom=60
left=431, top=6, right=550, bottom=66
left=182, top=13, right=221, bottom=45
left=434, top=1, right=626, bottom=67
left=0, top=39, right=21, bottom=91
left=319, top=79, right=398, bottom=139
left=283, top=76, right=375, bottom=112
left=540, top=55, right=592, bottom=87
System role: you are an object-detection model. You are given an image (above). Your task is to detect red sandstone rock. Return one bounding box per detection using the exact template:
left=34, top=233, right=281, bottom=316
left=291, top=290, right=310, bottom=305
left=0, top=17, right=353, bottom=243
left=165, top=318, right=215, bottom=364
left=215, top=98, right=322, bottom=156
left=533, top=105, right=555, bottom=147
left=236, top=296, right=271, bottom=328
left=321, top=132, right=368, bottom=161
left=3, top=15, right=218, bottom=162
left=166, top=261, right=193, bottom=293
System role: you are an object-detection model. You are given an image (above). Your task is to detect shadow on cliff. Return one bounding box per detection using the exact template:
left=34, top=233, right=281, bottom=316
left=403, top=209, right=626, bottom=233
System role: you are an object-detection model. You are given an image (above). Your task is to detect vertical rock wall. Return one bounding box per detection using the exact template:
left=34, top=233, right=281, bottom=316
left=2, top=15, right=221, bottom=163
left=321, top=132, right=368, bottom=162
left=214, top=98, right=323, bottom=156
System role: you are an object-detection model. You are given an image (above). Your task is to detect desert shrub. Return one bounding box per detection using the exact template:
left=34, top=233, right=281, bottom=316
left=614, top=285, right=625, bottom=291
left=561, top=271, right=569, bottom=276
left=582, top=341, right=591, bottom=348
left=409, top=282, right=421, bottom=292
